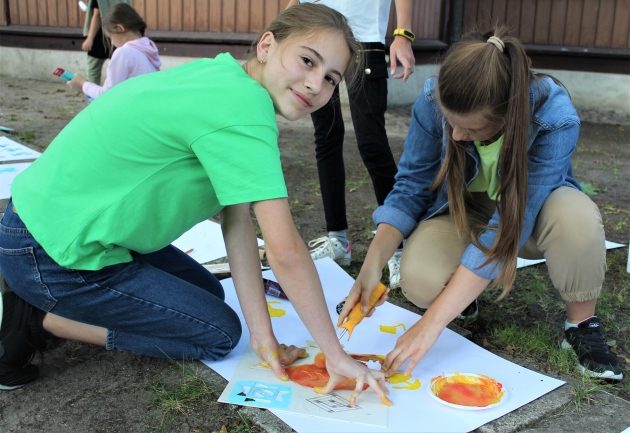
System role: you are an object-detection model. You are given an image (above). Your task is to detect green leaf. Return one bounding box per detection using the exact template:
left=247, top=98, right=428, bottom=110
left=580, top=182, right=599, bottom=196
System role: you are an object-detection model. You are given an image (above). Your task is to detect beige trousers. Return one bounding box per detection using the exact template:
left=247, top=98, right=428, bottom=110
left=399, top=187, right=606, bottom=307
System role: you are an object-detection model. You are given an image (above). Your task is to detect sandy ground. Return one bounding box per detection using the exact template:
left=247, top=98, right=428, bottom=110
left=0, top=75, right=628, bottom=432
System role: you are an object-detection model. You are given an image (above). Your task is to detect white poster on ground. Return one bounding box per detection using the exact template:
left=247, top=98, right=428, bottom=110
left=0, top=163, right=31, bottom=199
left=0, top=136, right=41, bottom=162
left=172, top=219, right=264, bottom=264
left=204, top=258, right=565, bottom=433
left=517, top=240, right=624, bottom=268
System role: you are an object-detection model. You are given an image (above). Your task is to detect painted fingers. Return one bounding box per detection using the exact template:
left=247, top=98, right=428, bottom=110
left=316, top=364, right=391, bottom=407
left=383, top=320, right=442, bottom=376
left=256, top=343, right=307, bottom=381
left=257, top=345, right=289, bottom=381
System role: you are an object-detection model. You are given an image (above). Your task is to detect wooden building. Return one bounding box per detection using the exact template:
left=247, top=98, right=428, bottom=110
left=1, top=0, right=628, bottom=73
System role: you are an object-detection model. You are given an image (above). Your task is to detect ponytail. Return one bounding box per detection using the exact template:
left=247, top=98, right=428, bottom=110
left=433, top=26, right=531, bottom=299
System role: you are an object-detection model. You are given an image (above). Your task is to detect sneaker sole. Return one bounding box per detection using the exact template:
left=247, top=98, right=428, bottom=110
left=561, top=339, right=624, bottom=381
left=0, top=382, right=26, bottom=391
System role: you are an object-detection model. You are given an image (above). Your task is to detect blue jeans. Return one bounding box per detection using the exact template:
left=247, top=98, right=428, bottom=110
left=0, top=200, right=241, bottom=360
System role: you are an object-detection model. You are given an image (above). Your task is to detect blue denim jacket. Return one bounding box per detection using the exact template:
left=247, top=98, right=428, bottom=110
left=373, top=75, right=581, bottom=280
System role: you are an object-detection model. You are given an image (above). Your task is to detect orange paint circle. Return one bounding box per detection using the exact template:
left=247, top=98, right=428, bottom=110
left=429, top=373, right=506, bottom=410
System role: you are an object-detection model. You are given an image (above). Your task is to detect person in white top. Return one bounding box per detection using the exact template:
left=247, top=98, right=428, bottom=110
left=70, top=3, right=161, bottom=99
left=286, top=1, right=415, bottom=289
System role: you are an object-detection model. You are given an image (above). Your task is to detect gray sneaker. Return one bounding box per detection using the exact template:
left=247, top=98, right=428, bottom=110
left=387, top=250, right=403, bottom=290
left=308, top=236, right=351, bottom=266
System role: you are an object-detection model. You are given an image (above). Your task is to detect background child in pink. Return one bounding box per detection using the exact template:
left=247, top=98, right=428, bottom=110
left=70, top=3, right=161, bottom=99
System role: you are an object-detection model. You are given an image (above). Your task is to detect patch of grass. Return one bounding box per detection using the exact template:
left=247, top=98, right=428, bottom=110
left=146, top=363, right=216, bottom=432
left=229, top=412, right=257, bottom=433
left=613, top=219, right=628, bottom=231
left=491, top=324, right=576, bottom=375
left=515, top=270, right=548, bottom=306
left=289, top=196, right=316, bottom=212
left=570, top=375, right=614, bottom=412
left=346, top=176, right=369, bottom=193
left=15, top=130, right=36, bottom=143
left=594, top=249, right=630, bottom=344
left=579, top=181, right=599, bottom=196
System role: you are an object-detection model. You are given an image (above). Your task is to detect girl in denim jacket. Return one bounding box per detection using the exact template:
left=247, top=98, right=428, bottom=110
left=338, top=27, right=622, bottom=381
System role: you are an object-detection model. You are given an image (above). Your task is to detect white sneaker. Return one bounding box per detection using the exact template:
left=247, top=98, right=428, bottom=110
left=308, top=236, right=351, bottom=266
left=387, top=250, right=403, bottom=289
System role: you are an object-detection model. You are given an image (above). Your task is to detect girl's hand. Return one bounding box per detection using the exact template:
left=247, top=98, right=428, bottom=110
left=382, top=318, right=443, bottom=376
left=81, top=38, right=93, bottom=52
left=250, top=334, right=307, bottom=381
left=382, top=265, right=489, bottom=376
left=68, top=74, right=87, bottom=92
left=316, top=354, right=391, bottom=407
left=337, top=269, right=388, bottom=327
left=389, top=35, right=415, bottom=80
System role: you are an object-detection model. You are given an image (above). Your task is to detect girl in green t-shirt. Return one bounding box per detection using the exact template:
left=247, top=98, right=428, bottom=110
left=0, top=3, right=390, bottom=404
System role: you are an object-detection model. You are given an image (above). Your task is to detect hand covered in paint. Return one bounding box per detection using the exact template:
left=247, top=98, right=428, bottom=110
left=316, top=353, right=391, bottom=407
left=250, top=334, right=308, bottom=381
left=383, top=317, right=443, bottom=376
left=68, top=74, right=87, bottom=92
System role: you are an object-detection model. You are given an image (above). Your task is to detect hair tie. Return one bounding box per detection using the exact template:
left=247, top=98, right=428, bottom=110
left=487, top=36, right=505, bottom=53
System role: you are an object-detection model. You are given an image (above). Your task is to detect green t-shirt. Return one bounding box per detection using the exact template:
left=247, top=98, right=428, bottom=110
left=12, top=53, right=286, bottom=270
left=468, top=135, right=503, bottom=200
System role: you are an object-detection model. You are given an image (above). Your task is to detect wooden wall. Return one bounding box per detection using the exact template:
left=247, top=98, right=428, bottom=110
left=4, top=0, right=83, bottom=27
left=132, top=0, right=284, bottom=33
left=395, top=0, right=445, bottom=40
left=463, top=0, right=630, bottom=49
left=1, top=0, right=445, bottom=39
left=1, top=0, right=628, bottom=56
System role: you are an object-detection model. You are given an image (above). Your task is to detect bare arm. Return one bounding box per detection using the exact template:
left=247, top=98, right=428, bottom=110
left=82, top=8, right=101, bottom=51
left=383, top=265, right=490, bottom=375
left=253, top=198, right=389, bottom=404
left=222, top=203, right=278, bottom=361
left=253, top=199, right=347, bottom=361
left=390, top=0, right=415, bottom=80
left=284, top=0, right=298, bottom=10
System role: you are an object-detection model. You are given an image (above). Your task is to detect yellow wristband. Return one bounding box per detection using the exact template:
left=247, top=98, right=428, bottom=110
left=393, top=28, right=415, bottom=42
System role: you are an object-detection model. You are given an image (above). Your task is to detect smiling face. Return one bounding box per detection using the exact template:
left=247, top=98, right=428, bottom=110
left=442, top=107, right=504, bottom=143
left=255, top=29, right=351, bottom=120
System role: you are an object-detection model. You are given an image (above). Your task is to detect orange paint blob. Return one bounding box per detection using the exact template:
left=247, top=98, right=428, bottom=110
left=430, top=373, right=504, bottom=408
left=285, top=352, right=382, bottom=391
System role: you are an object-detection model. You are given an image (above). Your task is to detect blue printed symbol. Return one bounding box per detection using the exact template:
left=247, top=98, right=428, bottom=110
left=228, top=381, right=292, bottom=409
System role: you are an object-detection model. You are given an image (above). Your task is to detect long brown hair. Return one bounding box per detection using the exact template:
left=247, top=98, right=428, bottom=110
left=433, top=27, right=531, bottom=299
left=253, top=3, right=364, bottom=90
